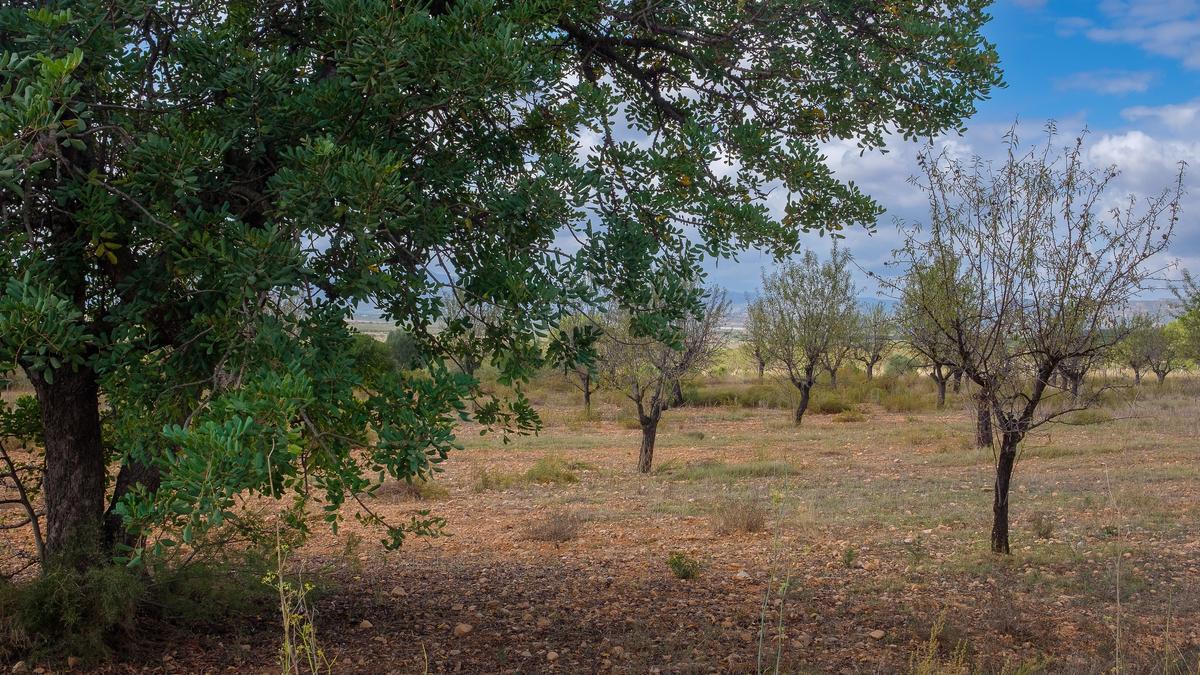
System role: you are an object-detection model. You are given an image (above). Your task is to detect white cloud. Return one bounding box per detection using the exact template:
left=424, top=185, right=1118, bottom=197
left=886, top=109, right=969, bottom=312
left=1066, top=1, right=1200, bottom=69
left=1055, top=69, right=1156, bottom=95
left=1121, top=98, right=1200, bottom=132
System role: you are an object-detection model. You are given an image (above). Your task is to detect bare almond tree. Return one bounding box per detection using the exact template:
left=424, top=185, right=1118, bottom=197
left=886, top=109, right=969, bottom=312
left=597, top=290, right=731, bottom=473
left=756, top=247, right=857, bottom=425
left=896, top=125, right=1183, bottom=554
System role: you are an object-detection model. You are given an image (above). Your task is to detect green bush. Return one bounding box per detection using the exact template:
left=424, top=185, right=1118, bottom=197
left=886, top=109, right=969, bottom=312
left=0, top=564, right=144, bottom=663
left=683, top=382, right=793, bottom=409
left=524, top=455, right=583, bottom=485
left=666, top=552, right=700, bottom=580
left=834, top=408, right=866, bottom=423
left=882, top=389, right=933, bottom=413
left=1063, top=408, right=1114, bottom=425
left=809, top=392, right=851, bottom=414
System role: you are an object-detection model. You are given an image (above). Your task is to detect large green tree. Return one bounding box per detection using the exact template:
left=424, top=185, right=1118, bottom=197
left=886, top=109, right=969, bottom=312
left=0, top=0, right=1000, bottom=566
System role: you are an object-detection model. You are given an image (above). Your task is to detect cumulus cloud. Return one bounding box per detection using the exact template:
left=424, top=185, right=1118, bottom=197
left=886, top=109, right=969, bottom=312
left=1121, top=98, right=1200, bottom=132
left=1055, top=69, right=1157, bottom=95
left=1063, top=1, right=1200, bottom=69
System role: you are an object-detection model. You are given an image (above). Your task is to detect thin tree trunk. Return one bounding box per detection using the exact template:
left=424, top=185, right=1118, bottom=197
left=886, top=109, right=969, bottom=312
left=671, top=379, right=684, bottom=408
left=26, top=365, right=107, bottom=564
left=952, top=370, right=963, bottom=393
left=637, top=413, right=660, bottom=473
left=930, top=366, right=947, bottom=409
left=793, top=383, right=811, bottom=425
left=991, top=432, right=1020, bottom=554
left=1155, top=371, right=1166, bottom=385
left=865, top=362, right=874, bottom=382
left=1070, top=374, right=1081, bottom=399
left=975, top=394, right=993, bottom=449
left=827, top=368, right=837, bottom=389
left=582, top=373, right=592, bottom=416
left=1133, top=368, right=1142, bottom=385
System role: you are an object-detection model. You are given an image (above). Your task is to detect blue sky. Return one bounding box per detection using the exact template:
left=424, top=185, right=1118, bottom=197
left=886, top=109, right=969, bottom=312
left=708, top=0, right=1200, bottom=300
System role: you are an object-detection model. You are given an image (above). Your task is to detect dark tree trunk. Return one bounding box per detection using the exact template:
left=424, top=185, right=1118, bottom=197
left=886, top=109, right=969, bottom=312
left=582, top=372, right=592, bottom=416
left=991, top=432, right=1020, bottom=554
left=671, top=379, right=684, bottom=408
left=637, top=413, right=660, bottom=473
left=793, top=383, right=811, bottom=425
left=26, top=365, right=107, bottom=564
left=975, top=394, right=993, bottom=449
left=827, top=368, right=837, bottom=389
left=1155, top=371, right=1166, bottom=385
left=865, top=361, right=875, bottom=382
left=952, top=369, right=963, bottom=393
left=1132, top=368, right=1142, bottom=385
left=1069, top=374, right=1081, bottom=399
left=105, top=460, right=160, bottom=549
left=757, top=359, right=765, bottom=380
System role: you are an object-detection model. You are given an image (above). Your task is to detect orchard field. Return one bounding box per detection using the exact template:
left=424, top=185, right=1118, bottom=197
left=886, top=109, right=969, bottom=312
left=6, top=366, right=1195, bottom=674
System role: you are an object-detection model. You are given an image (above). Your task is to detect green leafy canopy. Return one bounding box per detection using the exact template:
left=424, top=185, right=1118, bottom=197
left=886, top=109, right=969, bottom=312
left=0, top=0, right=1001, bottom=558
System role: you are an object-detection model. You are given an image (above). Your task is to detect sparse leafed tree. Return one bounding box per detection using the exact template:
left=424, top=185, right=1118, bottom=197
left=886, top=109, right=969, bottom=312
left=757, top=247, right=856, bottom=425
left=0, top=0, right=1000, bottom=571
left=1143, top=321, right=1184, bottom=385
left=1118, top=314, right=1158, bottom=385
left=820, top=327, right=855, bottom=389
left=553, top=313, right=603, bottom=416
left=743, top=297, right=770, bottom=380
left=895, top=255, right=969, bottom=414
left=897, top=126, right=1183, bottom=554
left=597, top=291, right=730, bottom=473
left=1173, top=271, right=1200, bottom=361
left=852, top=303, right=895, bottom=382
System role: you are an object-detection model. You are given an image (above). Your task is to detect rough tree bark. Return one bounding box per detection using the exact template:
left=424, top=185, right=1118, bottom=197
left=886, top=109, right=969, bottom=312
left=26, top=366, right=107, bottom=563
left=793, top=382, right=812, bottom=425
left=991, top=431, right=1021, bottom=554
left=671, top=379, right=684, bottom=408
left=975, top=394, right=993, bottom=448
left=637, top=410, right=661, bottom=473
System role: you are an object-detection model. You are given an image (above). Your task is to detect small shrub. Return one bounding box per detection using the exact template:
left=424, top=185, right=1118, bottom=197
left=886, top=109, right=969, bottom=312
left=659, top=459, right=797, bottom=482
left=882, top=389, right=929, bottom=413
left=666, top=552, right=700, bottom=580
left=473, top=455, right=588, bottom=492
left=842, top=546, right=858, bottom=568
left=834, top=408, right=865, bottom=423
left=1063, top=408, right=1114, bottom=425
left=809, top=394, right=851, bottom=415
left=472, top=466, right=518, bottom=492
left=0, top=563, right=144, bottom=663
left=382, top=476, right=448, bottom=501
left=681, top=430, right=705, bottom=440
left=711, top=497, right=768, bottom=535
left=1029, top=511, right=1054, bottom=540
left=524, top=510, right=582, bottom=543
left=524, top=455, right=582, bottom=485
